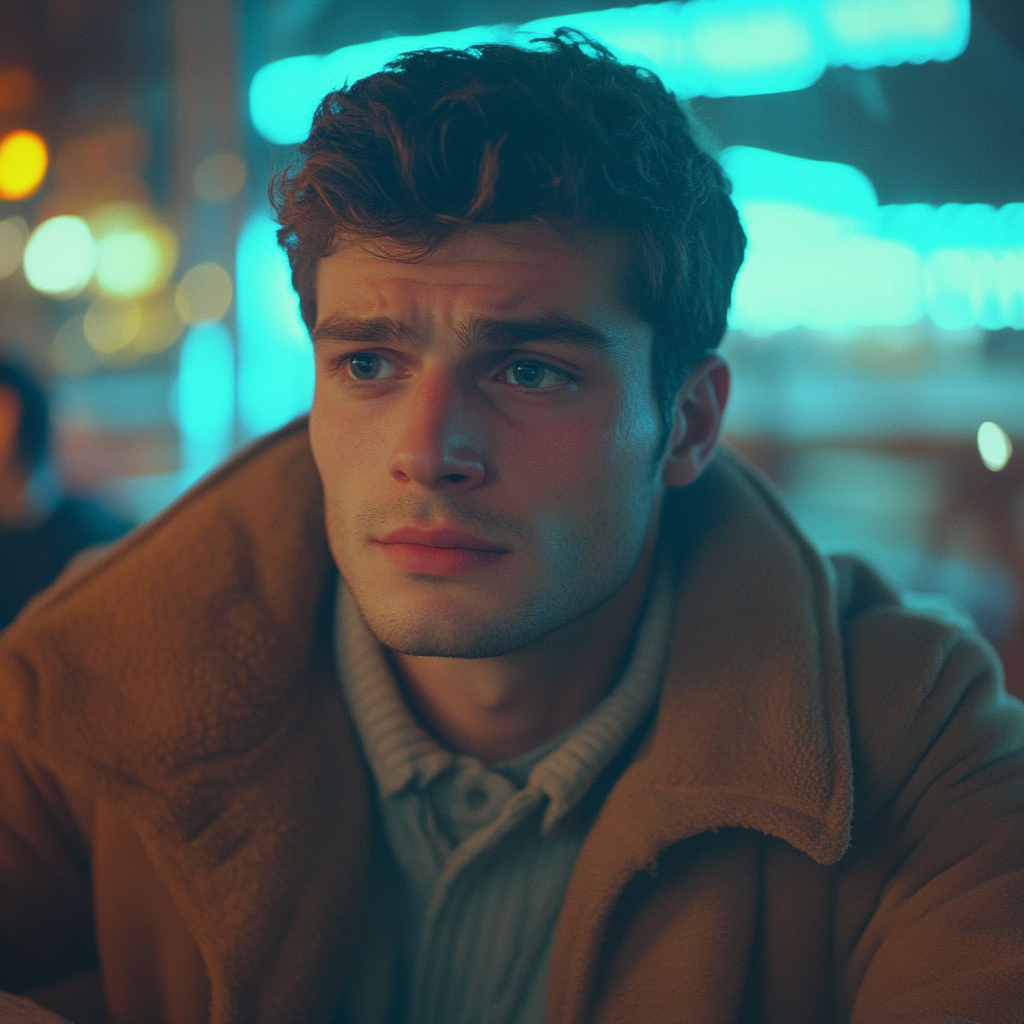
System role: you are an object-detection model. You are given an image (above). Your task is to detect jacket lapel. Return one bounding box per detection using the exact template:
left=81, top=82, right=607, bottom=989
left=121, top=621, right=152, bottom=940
left=548, top=451, right=853, bottom=1024
left=1, top=421, right=372, bottom=1024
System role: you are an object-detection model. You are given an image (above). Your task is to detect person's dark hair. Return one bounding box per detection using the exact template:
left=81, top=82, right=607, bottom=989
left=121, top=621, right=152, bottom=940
left=0, top=358, right=50, bottom=474
left=271, top=30, right=746, bottom=435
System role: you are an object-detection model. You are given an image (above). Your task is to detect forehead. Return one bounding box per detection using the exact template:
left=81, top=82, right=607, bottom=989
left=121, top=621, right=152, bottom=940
left=314, top=222, right=632, bottom=320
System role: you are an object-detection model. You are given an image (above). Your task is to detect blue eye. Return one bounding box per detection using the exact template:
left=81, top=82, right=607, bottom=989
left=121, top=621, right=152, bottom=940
left=506, top=360, right=564, bottom=388
left=348, top=353, right=392, bottom=380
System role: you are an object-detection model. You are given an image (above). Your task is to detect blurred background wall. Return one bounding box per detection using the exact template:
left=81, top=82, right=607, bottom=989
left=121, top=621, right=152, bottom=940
left=0, top=0, right=1021, bottom=693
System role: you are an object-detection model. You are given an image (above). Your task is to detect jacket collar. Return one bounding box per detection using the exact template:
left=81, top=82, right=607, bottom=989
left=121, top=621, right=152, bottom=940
left=1, top=421, right=852, bottom=1020
left=547, top=450, right=854, bottom=1024
left=620, top=451, right=853, bottom=867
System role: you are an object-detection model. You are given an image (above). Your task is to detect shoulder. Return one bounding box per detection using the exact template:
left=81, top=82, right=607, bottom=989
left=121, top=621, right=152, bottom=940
left=2, top=418, right=320, bottom=631
left=830, top=553, right=1022, bottom=825
left=0, top=418, right=333, bottom=790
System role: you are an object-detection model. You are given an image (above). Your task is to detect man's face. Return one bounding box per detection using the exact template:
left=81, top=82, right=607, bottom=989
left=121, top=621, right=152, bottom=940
left=310, top=221, right=669, bottom=659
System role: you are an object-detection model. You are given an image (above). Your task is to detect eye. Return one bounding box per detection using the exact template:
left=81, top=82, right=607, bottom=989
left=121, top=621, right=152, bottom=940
left=346, top=352, right=396, bottom=381
left=503, top=359, right=570, bottom=389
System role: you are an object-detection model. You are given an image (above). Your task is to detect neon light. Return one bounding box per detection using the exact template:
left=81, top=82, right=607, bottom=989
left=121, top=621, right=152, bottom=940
left=722, top=145, right=877, bottom=218
left=823, top=0, right=968, bottom=67
left=520, top=2, right=828, bottom=97
left=250, top=0, right=971, bottom=145
left=235, top=212, right=314, bottom=438
left=724, top=147, right=1024, bottom=334
left=177, top=323, right=235, bottom=481
left=250, top=55, right=329, bottom=147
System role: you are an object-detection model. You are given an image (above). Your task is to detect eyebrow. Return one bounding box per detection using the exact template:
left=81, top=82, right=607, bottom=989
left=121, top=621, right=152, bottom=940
left=312, top=315, right=414, bottom=345
left=312, top=312, right=613, bottom=351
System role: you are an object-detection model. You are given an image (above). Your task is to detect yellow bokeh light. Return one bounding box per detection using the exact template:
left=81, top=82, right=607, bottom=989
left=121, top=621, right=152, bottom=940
left=0, top=130, right=48, bottom=200
left=133, top=293, right=185, bottom=353
left=193, top=153, right=246, bottom=203
left=84, top=296, right=142, bottom=354
left=175, top=262, right=233, bottom=324
left=95, top=223, right=177, bottom=298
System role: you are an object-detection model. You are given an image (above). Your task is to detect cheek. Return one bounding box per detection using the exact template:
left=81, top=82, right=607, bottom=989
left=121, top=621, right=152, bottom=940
left=508, top=389, right=662, bottom=515
left=309, top=387, right=366, bottom=525
left=310, top=383, right=388, bottom=483
left=570, top=379, right=663, bottom=485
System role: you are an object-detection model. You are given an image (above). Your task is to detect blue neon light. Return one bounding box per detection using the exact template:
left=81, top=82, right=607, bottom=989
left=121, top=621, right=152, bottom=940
left=250, top=0, right=970, bottom=145
left=177, top=323, right=234, bottom=481
left=723, top=147, right=1024, bottom=334
left=235, top=211, right=314, bottom=438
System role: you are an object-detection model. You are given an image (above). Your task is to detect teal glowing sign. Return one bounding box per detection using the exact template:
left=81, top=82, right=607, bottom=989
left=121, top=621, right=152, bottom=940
left=250, top=0, right=970, bottom=145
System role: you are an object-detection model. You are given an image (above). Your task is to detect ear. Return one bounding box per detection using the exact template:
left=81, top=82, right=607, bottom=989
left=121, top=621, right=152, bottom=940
left=660, top=355, right=730, bottom=489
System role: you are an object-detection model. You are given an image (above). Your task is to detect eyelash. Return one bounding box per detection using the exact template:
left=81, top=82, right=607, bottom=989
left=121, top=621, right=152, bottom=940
left=336, top=352, right=578, bottom=392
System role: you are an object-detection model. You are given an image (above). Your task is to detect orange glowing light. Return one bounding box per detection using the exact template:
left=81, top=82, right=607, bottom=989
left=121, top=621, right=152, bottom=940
left=0, top=130, right=49, bottom=201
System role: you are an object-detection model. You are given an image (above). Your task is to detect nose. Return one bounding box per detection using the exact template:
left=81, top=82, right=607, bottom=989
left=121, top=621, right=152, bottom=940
left=387, top=367, right=487, bottom=490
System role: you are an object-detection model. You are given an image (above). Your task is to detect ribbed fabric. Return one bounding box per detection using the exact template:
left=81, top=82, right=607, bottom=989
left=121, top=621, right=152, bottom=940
left=335, top=547, right=677, bottom=1024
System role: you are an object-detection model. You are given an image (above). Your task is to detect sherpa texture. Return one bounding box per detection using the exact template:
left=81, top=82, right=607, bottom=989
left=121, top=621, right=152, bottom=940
left=0, top=419, right=1021, bottom=1024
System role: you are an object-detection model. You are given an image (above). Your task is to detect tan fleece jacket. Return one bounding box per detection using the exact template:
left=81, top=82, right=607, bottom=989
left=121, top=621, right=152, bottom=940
left=0, top=418, right=1021, bottom=1024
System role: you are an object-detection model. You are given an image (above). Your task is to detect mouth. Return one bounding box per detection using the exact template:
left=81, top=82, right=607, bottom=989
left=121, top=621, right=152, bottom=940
left=373, top=525, right=510, bottom=576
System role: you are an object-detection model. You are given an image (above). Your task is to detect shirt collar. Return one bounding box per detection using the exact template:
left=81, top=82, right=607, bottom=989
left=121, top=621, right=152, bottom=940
left=334, top=544, right=675, bottom=828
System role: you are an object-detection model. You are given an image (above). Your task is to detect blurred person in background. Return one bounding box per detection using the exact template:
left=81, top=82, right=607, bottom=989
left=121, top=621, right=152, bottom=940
left=0, top=357, right=131, bottom=630
left=0, top=33, right=1021, bottom=1024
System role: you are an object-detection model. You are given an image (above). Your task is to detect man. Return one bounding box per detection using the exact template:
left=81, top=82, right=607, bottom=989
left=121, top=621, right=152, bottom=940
left=1, top=33, right=1021, bottom=1024
left=0, top=358, right=130, bottom=631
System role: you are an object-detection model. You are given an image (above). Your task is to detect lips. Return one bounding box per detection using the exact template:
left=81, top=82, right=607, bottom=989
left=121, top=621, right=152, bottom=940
left=374, top=525, right=510, bottom=576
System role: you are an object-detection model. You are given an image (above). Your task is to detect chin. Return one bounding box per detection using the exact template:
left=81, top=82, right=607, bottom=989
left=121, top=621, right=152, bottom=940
left=361, top=608, right=548, bottom=660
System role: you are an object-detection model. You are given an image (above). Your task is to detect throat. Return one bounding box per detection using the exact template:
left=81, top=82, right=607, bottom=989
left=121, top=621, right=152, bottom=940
left=387, top=537, right=658, bottom=763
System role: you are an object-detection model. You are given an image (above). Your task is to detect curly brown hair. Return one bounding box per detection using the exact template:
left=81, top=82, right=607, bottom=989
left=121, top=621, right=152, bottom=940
left=271, top=30, right=746, bottom=433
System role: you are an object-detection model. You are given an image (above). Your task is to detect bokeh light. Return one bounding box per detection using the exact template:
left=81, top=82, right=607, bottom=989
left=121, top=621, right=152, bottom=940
left=84, top=296, right=143, bottom=353
left=90, top=205, right=178, bottom=299
left=977, top=422, right=1013, bottom=472
left=23, top=215, right=95, bottom=297
left=175, top=262, right=233, bottom=324
left=134, top=292, right=185, bottom=353
left=193, top=153, right=246, bottom=203
left=0, top=216, right=29, bottom=279
left=0, top=130, right=49, bottom=201
left=0, top=68, right=36, bottom=115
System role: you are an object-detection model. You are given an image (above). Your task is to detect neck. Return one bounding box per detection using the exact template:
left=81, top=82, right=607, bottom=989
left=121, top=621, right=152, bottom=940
left=389, top=526, right=660, bottom=763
